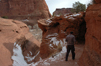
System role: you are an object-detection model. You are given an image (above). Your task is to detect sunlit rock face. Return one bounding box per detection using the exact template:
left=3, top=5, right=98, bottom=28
left=38, top=12, right=86, bottom=59
left=0, top=18, right=40, bottom=66
left=0, top=0, right=51, bottom=22
left=79, top=1, right=101, bottom=66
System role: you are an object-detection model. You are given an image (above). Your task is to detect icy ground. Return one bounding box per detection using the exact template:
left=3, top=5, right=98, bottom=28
left=11, top=41, right=67, bottom=66
left=11, top=40, right=84, bottom=66
left=12, top=43, right=28, bottom=66
left=64, top=13, right=81, bottom=19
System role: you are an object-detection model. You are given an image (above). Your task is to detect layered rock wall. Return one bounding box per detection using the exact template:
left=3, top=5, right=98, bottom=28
left=79, top=0, right=101, bottom=66
left=38, top=12, right=86, bottom=59
left=0, top=0, right=51, bottom=21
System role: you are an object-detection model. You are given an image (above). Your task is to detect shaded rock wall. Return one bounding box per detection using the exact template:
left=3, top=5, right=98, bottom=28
left=95, top=0, right=101, bottom=3
left=16, top=37, right=40, bottom=63
left=53, top=8, right=72, bottom=16
left=79, top=1, right=101, bottom=66
left=0, top=0, right=51, bottom=23
left=38, top=12, right=86, bottom=59
left=0, top=18, right=40, bottom=66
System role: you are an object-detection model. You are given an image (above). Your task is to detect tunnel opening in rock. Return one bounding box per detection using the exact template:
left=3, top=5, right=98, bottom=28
left=52, top=22, right=60, bottom=27
left=77, top=20, right=86, bottom=43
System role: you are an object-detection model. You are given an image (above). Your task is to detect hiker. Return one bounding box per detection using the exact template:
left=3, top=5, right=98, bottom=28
left=65, top=31, right=76, bottom=61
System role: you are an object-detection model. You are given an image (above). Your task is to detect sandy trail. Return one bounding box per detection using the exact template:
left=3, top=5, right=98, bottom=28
left=36, top=44, right=84, bottom=66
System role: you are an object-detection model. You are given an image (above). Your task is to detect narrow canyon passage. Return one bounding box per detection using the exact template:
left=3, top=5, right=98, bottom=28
left=36, top=44, right=84, bottom=66
left=12, top=42, right=84, bottom=66
left=26, top=12, right=86, bottom=66
left=0, top=0, right=101, bottom=66
left=11, top=21, right=86, bottom=66
left=27, top=21, right=86, bottom=66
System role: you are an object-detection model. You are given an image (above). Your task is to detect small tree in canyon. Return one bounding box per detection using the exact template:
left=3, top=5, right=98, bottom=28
left=72, top=1, right=86, bottom=13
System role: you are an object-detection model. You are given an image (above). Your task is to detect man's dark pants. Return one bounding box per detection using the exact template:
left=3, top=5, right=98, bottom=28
left=65, top=45, right=75, bottom=61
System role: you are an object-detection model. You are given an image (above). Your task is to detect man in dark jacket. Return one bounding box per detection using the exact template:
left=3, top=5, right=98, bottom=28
left=65, top=32, right=76, bottom=61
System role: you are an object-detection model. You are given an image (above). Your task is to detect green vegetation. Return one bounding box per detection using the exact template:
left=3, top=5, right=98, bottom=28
left=72, top=1, right=86, bottom=13
left=1, top=16, right=8, bottom=19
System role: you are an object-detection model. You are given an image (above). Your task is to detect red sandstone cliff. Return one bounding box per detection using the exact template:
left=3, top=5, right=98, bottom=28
left=79, top=0, right=101, bottom=66
left=0, top=0, right=51, bottom=23
left=53, top=8, right=72, bottom=16
left=0, top=18, right=40, bottom=66
left=38, top=12, right=86, bottom=59
left=95, top=0, right=101, bottom=3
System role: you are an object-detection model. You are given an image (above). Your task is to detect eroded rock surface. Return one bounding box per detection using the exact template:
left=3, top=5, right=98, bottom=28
left=0, top=18, right=40, bottom=66
left=38, top=12, right=86, bottom=59
left=79, top=1, right=101, bottom=66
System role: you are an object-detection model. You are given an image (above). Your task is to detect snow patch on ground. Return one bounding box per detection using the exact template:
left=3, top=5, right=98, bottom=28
left=29, top=51, right=33, bottom=55
left=72, top=13, right=81, bottom=17
left=22, top=19, right=29, bottom=21
left=56, top=15, right=60, bottom=17
left=49, top=44, right=54, bottom=48
left=12, top=39, right=67, bottom=66
left=42, top=60, right=50, bottom=66
left=46, top=33, right=58, bottom=38
left=64, top=13, right=81, bottom=19
left=12, top=43, right=40, bottom=66
left=46, top=33, right=66, bottom=48
left=61, top=30, right=66, bottom=33
left=32, top=39, right=67, bottom=66
left=36, top=44, right=67, bottom=66
left=46, top=19, right=52, bottom=25
left=50, top=37, right=60, bottom=46
left=25, top=51, right=40, bottom=62
left=49, top=37, right=66, bottom=47
left=12, top=43, right=28, bottom=66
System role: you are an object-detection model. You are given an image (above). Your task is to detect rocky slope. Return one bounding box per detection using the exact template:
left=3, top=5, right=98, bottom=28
left=38, top=12, right=86, bottom=59
left=36, top=44, right=84, bottom=66
left=29, top=24, right=42, bottom=43
left=0, top=18, right=40, bottom=66
left=79, top=0, right=101, bottom=66
left=53, top=8, right=72, bottom=16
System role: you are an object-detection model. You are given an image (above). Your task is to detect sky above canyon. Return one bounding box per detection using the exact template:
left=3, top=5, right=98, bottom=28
left=45, top=0, right=92, bottom=14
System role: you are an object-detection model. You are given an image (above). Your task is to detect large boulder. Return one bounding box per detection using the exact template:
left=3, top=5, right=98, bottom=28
left=38, top=12, right=86, bottom=59
left=0, top=18, right=40, bottom=66
left=79, top=2, right=101, bottom=66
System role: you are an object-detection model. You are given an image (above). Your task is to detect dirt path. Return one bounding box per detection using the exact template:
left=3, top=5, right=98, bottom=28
left=35, top=44, right=84, bottom=66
